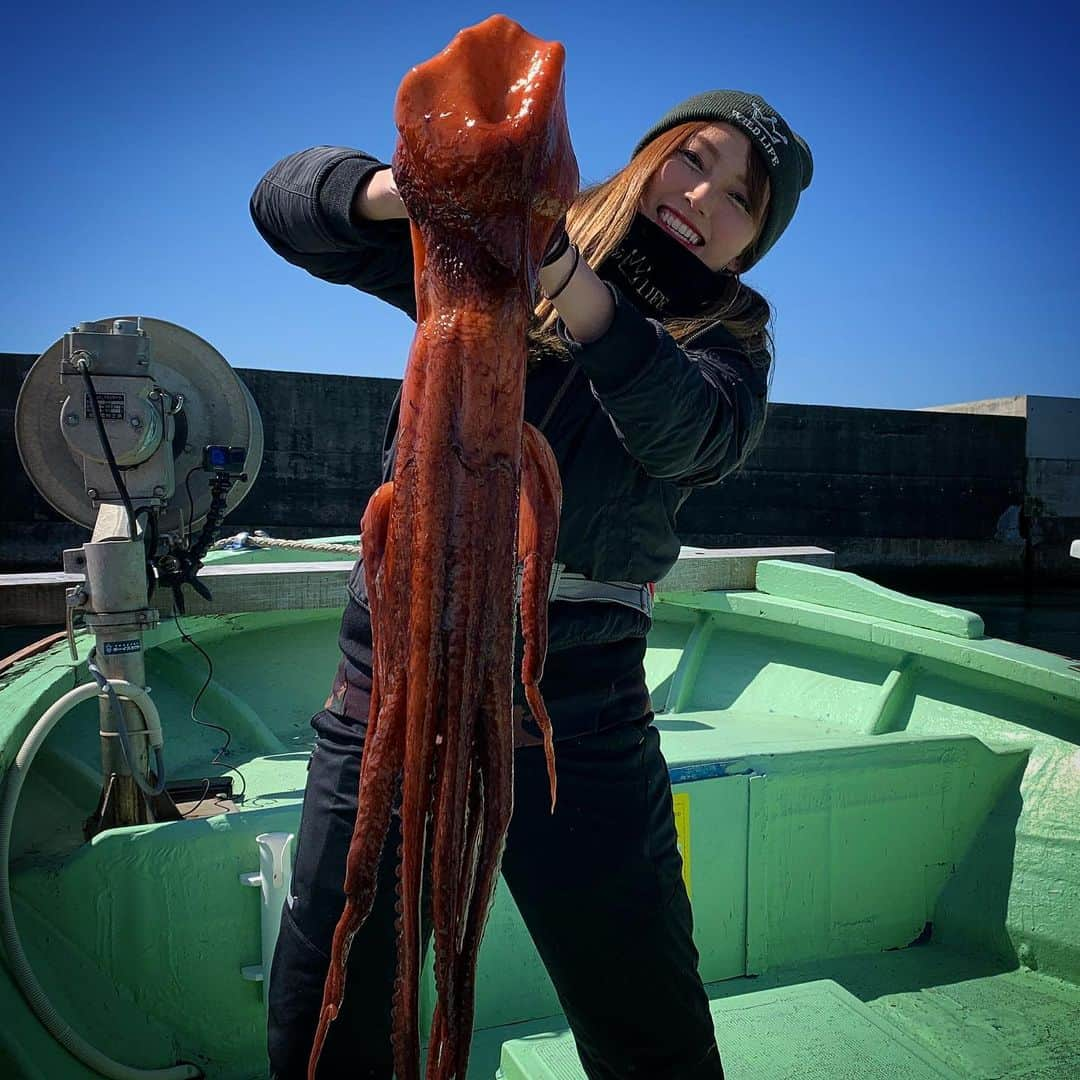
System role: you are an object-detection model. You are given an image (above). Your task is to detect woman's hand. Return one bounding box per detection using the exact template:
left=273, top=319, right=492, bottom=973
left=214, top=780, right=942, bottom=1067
left=353, top=166, right=408, bottom=221
left=355, top=162, right=613, bottom=341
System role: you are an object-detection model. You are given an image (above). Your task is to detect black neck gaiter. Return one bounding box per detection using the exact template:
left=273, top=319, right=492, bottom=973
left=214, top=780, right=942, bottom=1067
left=596, top=212, right=730, bottom=320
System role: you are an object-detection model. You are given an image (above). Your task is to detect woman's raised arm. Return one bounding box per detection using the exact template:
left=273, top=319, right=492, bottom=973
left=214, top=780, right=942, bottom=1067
left=250, top=146, right=417, bottom=318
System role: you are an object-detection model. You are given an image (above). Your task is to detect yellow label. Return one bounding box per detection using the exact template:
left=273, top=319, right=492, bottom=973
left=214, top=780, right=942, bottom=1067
left=672, top=792, right=691, bottom=898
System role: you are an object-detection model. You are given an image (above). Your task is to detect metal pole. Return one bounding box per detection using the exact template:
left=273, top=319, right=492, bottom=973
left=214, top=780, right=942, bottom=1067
left=71, top=517, right=162, bottom=832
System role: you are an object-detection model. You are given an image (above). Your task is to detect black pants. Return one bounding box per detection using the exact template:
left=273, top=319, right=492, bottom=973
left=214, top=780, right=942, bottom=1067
left=267, top=707, right=724, bottom=1079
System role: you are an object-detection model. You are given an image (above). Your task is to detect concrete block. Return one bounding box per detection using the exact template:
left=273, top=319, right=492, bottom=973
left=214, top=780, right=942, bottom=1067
left=0, top=353, right=1061, bottom=586
left=1028, top=458, right=1080, bottom=517
left=919, top=394, right=1080, bottom=459
left=1026, top=396, right=1080, bottom=459
left=920, top=395, right=1029, bottom=418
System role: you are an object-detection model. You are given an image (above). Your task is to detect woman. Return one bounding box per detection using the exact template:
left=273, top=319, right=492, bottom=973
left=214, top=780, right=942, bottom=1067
left=251, top=89, right=812, bottom=1080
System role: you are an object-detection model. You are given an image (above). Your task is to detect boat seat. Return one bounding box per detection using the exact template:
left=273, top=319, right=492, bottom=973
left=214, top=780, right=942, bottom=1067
left=496, top=978, right=961, bottom=1079
left=652, top=705, right=1026, bottom=781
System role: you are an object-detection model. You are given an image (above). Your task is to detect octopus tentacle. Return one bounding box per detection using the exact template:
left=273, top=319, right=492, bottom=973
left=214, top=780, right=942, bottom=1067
left=311, top=16, right=578, bottom=1079
left=307, top=484, right=401, bottom=1077
left=362, top=482, right=394, bottom=731
left=430, top=731, right=485, bottom=1073
left=451, top=674, right=514, bottom=1078
left=518, top=422, right=563, bottom=811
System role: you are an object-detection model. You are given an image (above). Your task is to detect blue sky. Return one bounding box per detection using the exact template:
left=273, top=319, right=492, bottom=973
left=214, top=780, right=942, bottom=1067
left=3, top=1, right=1077, bottom=409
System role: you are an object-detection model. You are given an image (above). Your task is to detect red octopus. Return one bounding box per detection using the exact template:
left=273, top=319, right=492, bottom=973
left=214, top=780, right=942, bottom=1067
left=308, top=16, right=578, bottom=1080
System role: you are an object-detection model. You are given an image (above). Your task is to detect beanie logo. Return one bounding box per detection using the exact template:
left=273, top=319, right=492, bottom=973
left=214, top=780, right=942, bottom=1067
left=731, top=104, right=787, bottom=168
left=750, top=103, right=789, bottom=146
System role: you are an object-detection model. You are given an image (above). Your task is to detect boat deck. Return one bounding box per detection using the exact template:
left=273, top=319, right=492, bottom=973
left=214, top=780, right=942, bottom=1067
left=481, top=944, right=1080, bottom=1079
left=3, top=557, right=1078, bottom=1078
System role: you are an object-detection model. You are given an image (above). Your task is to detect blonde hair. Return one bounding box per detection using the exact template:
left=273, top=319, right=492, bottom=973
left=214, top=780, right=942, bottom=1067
left=529, top=121, right=773, bottom=367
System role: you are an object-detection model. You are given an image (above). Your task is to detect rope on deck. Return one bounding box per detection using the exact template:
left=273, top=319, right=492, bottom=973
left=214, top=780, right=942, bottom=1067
left=211, top=532, right=361, bottom=556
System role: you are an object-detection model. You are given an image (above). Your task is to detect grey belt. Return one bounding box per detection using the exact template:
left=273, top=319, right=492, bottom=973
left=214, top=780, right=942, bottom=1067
left=516, top=561, right=654, bottom=619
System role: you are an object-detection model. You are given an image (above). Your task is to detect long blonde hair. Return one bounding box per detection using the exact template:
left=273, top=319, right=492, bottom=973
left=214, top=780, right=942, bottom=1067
left=529, top=121, right=773, bottom=367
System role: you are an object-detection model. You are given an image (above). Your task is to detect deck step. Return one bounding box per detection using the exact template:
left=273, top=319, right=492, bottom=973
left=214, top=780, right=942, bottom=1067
left=496, top=979, right=959, bottom=1079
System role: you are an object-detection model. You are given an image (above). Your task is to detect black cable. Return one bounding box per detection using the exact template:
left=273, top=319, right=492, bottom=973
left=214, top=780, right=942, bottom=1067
left=76, top=359, right=137, bottom=540
left=172, top=611, right=246, bottom=815
left=133, top=505, right=158, bottom=598
left=183, top=465, right=201, bottom=546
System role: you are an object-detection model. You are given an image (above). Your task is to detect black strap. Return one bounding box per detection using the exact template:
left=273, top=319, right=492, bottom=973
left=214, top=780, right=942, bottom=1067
left=537, top=361, right=580, bottom=434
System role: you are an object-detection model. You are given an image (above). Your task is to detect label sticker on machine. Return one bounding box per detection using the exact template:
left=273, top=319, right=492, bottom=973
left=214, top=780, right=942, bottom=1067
left=85, top=392, right=125, bottom=421
left=103, top=639, right=141, bottom=655
left=673, top=792, right=691, bottom=898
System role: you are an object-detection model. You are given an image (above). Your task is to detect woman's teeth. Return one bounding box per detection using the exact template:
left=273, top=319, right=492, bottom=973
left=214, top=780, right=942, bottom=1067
left=658, top=207, right=703, bottom=246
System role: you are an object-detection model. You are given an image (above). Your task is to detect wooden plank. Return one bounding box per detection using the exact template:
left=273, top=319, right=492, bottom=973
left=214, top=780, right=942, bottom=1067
left=0, top=562, right=351, bottom=626
left=655, top=547, right=834, bottom=593
left=0, top=548, right=837, bottom=626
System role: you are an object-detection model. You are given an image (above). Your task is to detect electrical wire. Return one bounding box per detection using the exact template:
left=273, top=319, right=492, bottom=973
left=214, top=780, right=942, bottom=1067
left=171, top=611, right=246, bottom=816
left=75, top=358, right=137, bottom=540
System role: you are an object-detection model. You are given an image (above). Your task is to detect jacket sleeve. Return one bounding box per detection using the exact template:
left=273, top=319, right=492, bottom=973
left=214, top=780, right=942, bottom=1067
left=559, top=283, right=770, bottom=487
left=249, top=145, right=417, bottom=319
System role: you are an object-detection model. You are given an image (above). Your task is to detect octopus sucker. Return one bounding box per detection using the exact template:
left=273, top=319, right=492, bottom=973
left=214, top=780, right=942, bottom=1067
left=308, top=15, right=577, bottom=1080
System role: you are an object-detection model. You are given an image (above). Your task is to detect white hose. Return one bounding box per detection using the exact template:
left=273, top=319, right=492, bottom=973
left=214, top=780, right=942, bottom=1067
left=0, top=680, right=202, bottom=1079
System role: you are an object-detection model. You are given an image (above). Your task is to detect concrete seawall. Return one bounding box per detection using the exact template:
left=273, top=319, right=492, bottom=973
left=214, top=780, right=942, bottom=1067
left=921, top=395, right=1080, bottom=583
left=3, top=353, right=1077, bottom=587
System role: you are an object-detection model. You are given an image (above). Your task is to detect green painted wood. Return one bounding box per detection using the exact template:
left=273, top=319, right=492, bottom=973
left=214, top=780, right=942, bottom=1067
left=499, top=978, right=965, bottom=1078
left=664, top=614, right=713, bottom=714
left=744, top=739, right=1027, bottom=973
left=3, top=560, right=1080, bottom=1078
left=657, top=590, right=1080, bottom=703
left=677, top=776, right=750, bottom=983
left=755, top=560, right=985, bottom=638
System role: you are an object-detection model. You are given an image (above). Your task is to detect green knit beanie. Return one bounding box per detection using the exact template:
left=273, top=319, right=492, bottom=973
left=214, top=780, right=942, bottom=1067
left=632, top=90, right=813, bottom=267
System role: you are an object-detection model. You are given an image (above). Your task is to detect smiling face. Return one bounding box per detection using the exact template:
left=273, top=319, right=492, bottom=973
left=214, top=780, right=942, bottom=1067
left=639, top=122, right=769, bottom=273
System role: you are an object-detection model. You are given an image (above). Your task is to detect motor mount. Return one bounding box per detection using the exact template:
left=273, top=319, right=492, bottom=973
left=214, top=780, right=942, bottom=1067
left=13, top=316, right=266, bottom=831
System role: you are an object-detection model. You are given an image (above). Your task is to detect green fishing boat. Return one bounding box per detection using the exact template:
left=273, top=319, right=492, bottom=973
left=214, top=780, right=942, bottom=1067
left=3, top=319, right=1079, bottom=1079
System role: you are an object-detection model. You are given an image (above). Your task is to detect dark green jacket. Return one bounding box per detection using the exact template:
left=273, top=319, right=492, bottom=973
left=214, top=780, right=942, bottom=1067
left=250, top=146, right=770, bottom=654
